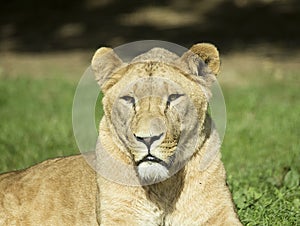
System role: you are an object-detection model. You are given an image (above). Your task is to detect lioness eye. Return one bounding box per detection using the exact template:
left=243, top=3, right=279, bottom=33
left=167, top=94, right=184, bottom=103
left=120, top=95, right=135, bottom=105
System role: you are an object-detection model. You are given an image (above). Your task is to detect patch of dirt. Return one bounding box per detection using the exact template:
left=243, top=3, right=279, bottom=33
left=0, top=51, right=91, bottom=80
left=1, top=49, right=299, bottom=87
left=219, top=51, right=300, bottom=87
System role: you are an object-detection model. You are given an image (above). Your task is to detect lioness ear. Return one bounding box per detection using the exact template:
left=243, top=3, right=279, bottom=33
left=180, top=43, right=220, bottom=77
left=190, top=43, right=220, bottom=75
left=91, top=47, right=123, bottom=90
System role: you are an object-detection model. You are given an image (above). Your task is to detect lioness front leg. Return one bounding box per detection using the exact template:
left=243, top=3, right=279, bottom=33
left=203, top=206, right=242, bottom=226
left=98, top=199, right=162, bottom=226
left=97, top=179, right=163, bottom=226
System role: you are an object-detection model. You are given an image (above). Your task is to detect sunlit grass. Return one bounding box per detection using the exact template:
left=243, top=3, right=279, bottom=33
left=222, top=77, right=300, bottom=225
left=0, top=77, right=78, bottom=171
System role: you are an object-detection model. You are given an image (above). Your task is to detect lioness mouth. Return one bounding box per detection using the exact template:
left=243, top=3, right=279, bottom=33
left=136, top=154, right=165, bottom=166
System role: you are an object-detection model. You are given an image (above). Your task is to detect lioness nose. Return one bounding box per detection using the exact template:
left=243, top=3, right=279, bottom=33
left=134, top=133, right=164, bottom=150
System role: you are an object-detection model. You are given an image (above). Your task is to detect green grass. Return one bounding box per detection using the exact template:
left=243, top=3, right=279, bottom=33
left=0, top=74, right=299, bottom=225
left=222, top=78, right=300, bottom=225
left=0, top=77, right=78, bottom=171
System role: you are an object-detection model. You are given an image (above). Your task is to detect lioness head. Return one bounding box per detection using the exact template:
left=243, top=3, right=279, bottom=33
left=92, top=43, right=220, bottom=184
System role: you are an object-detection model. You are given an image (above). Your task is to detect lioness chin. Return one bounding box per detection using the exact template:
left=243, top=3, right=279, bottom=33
left=0, top=42, right=242, bottom=225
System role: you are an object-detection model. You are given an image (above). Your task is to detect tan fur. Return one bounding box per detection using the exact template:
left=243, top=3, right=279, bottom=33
left=0, top=43, right=241, bottom=225
left=0, top=154, right=98, bottom=225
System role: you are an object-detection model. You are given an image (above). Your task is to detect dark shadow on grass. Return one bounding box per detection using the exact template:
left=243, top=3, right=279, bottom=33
left=0, top=0, right=299, bottom=53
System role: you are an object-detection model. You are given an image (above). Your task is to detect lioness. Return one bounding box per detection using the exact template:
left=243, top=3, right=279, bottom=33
left=0, top=43, right=241, bottom=225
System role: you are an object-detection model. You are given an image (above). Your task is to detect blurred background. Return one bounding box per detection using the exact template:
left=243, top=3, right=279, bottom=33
left=1, top=0, right=300, bottom=81
left=0, top=0, right=299, bottom=224
left=1, top=0, right=300, bottom=51
left=1, top=0, right=300, bottom=86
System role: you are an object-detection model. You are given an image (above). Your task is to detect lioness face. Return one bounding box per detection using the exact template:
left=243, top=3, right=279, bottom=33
left=103, top=63, right=206, bottom=183
left=92, top=44, right=220, bottom=184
